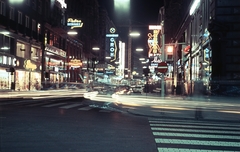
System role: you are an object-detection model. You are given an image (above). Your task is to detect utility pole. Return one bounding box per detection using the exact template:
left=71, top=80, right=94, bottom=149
left=127, top=21, right=132, bottom=84
left=161, top=34, right=165, bottom=97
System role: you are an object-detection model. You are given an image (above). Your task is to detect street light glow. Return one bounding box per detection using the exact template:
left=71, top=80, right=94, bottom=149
left=114, top=0, right=130, bottom=13
left=67, top=31, right=78, bottom=35
left=129, top=32, right=140, bottom=37
left=92, top=47, right=100, bottom=51
left=9, top=0, right=24, bottom=3
left=136, top=48, right=143, bottom=51
left=190, top=0, right=201, bottom=15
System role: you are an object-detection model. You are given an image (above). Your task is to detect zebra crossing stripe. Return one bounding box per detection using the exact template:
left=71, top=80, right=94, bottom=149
left=157, top=148, right=229, bottom=152
left=59, top=103, right=83, bottom=109
left=99, top=109, right=111, bottom=112
left=26, top=102, right=52, bottom=107
left=150, top=123, right=240, bottom=131
left=153, top=132, right=240, bottom=140
left=42, top=103, right=67, bottom=107
left=149, top=120, right=240, bottom=127
left=155, top=138, right=240, bottom=147
left=78, top=106, right=92, bottom=111
left=151, top=127, right=240, bottom=135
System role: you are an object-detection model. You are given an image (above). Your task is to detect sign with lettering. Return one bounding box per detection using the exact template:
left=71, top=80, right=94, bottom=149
left=24, top=60, right=37, bottom=71
left=67, top=18, right=83, bottom=29
left=45, top=44, right=66, bottom=58
left=106, top=27, right=118, bottom=62
left=68, top=59, right=82, bottom=67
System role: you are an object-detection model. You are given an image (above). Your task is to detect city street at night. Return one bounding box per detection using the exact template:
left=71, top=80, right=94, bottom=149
left=1, top=0, right=240, bottom=151
left=1, top=92, right=240, bottom=152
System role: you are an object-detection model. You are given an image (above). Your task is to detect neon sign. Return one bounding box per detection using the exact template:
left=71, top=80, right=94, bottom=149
left=56, top=0, right=67, bottom=9
left=67, top=18, right=83, bottom=28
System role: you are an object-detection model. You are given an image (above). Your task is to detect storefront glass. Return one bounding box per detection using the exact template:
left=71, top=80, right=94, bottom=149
left=0, top=69, right=10, bottom=90
left=15, top=70, right=41, bottom=91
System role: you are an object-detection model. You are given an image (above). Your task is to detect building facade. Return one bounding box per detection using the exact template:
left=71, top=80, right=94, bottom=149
left=166, top=0, right=240, bottom=96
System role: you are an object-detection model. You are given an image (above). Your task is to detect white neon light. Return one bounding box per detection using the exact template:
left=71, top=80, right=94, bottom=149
left=149, top=25, right=161, bottom=30
left=190, top=0, right=201, bottom=16
left=56, top=0, right=67, bottom=8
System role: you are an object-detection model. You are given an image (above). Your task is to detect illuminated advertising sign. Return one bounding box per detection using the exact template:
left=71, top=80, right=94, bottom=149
left=67, top=18, right=83, bottom=28
left=45, top=44, right=66, bottom=58
left=106, top=27, right=118, bottom=62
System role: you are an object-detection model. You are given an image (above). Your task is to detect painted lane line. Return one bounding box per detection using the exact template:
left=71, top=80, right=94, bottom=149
left=42, top=103, right=67, bottom=107
left=59, top=103, right=83, bottom=109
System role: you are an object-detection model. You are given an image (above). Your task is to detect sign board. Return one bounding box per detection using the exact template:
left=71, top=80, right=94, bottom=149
left=156, top=62, right=168, bottom=73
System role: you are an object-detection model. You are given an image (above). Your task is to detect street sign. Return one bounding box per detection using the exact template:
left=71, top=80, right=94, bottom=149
left=156, top=62, right=168, bottom=73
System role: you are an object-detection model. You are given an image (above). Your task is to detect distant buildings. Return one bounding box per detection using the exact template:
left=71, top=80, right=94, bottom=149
left=162, top=0, right=240, bottom=96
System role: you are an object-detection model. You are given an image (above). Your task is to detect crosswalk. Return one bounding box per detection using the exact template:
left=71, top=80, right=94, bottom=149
left=149, top=118, right=240, bottom=152
left=0, top=100, right=121, bottom=113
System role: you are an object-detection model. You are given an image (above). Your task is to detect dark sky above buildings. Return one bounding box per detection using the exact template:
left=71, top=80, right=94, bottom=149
left=97, top=0, right=164, bottom=67
left=98, top=0, right=164, bottom=25
left=98, top=0, right=164, bottom=48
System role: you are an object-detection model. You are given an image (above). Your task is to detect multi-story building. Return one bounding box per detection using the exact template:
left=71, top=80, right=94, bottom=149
left=0, top=0, right=84, bottom=91
left=0, top=0, right=43, bottom=91
left=164, top=0, right=240, bottom=96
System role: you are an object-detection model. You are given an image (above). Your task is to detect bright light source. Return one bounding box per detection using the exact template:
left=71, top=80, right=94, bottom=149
left=105, top=56, right=111, bottom=59
left=167, top=46, right=173, bottom=53
left=190, top=0, right=201, bottom=15
left=9, top=0, right=24, bottom=3
left=1, top=31, right=10, bottom=35
left=149, top=25, right=161, bottom=30
left=1, top=46, right=10, bottom=50
left=67, top=31, right=78, bottom=35
left=92, top=47, right=100, bottom=50
left=139, top=58, right=145, bottom=61
left=129, top=32, right=140, bottom=37
left=136, top=48, right=143, bottom=51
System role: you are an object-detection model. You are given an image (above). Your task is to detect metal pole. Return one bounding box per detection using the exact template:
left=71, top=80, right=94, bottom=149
left=128, top=21, right=132, bottom=85
left=161, top=34, right=165, bottom=97
left=190, top=20, right=193, bottom=96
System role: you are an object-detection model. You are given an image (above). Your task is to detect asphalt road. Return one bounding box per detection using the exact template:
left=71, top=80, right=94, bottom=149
left=0, top=97, right=240, bottom=152
left=0, top=98, right=157, bottom=152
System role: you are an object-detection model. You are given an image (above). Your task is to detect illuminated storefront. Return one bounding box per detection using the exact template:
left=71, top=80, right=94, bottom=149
left=45, top=44, right=66, bottom=85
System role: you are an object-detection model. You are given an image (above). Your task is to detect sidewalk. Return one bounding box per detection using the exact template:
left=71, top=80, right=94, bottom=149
left=113, top=94, right=240, bottom=122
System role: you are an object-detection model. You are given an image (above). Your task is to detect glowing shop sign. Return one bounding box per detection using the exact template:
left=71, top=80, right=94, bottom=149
left=67, top=18, right=83, bottom=28
left=24, top=60, right=37, bottom=71
left=68, top=59, right=82, bottom=67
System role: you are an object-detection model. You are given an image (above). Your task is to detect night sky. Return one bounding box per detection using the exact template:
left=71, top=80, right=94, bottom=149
left=98, top=0, right=164, bottom=25
left=98, top=0, right=164, bottom=72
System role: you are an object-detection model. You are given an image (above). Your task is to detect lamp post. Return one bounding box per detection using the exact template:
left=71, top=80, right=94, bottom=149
left=127, top=30, right=140, bottom=85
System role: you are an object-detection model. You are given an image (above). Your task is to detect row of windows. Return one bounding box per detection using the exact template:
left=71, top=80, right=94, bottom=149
left=0, top=1, right=39, bottom=32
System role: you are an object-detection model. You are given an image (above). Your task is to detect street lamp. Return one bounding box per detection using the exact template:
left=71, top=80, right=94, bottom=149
left=127, top=30, right=140, bottom=84
left=136, top=48, right=143, bottom=52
